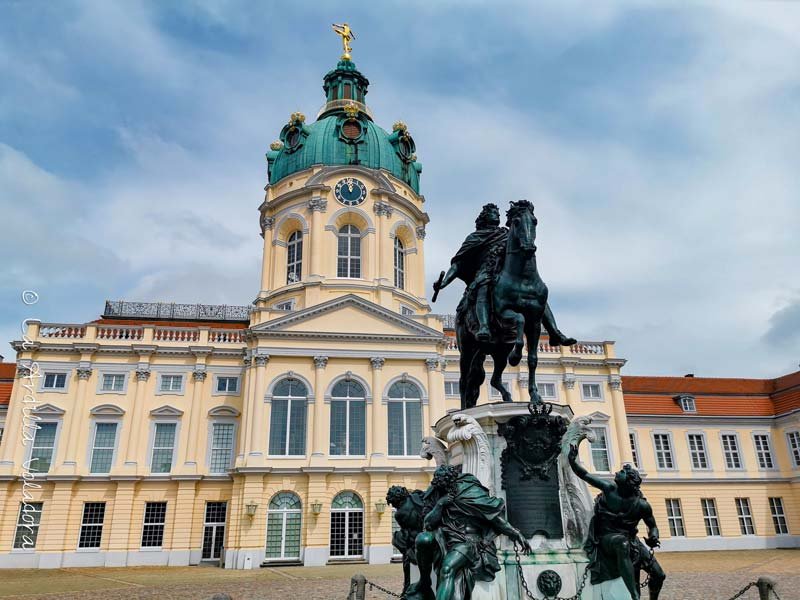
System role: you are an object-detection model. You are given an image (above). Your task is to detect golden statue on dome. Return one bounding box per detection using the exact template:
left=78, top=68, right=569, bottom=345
left=332, top=22, right=356, bottom=59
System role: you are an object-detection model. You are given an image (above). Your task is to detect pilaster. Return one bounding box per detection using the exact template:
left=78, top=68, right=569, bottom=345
left=369, top=357, right=386, bottom=463
left=106, top=480, right=137, bottom=560
left=311, top=356, right=328, bottom=460
left=426, top=358, right=445, bottom=427
left=248, top=353, right=270, bottom=462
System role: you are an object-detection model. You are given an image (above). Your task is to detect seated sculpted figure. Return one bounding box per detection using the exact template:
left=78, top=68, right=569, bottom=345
left=568, top=446, right=666, bottom=600
left=386, top=486, right=427, bottom=597
left=411, top=465, right=530, bottom=600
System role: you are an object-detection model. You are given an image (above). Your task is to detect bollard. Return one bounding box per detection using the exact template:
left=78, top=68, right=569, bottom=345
left=756, top=576, right=777, bottom=600
left=349, top=573, right=367, bottom=600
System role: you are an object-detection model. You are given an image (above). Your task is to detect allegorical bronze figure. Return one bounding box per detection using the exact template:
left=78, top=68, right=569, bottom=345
left=386, top=486, right=428, bottom=597
left=409, top=465, right=531, bottom=600
left=568, top=446, right=666, bottom=600
left=433, top=201, right=575, bottom=408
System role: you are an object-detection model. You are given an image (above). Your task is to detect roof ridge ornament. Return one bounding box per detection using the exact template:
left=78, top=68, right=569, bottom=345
left=332, top=22, right=356, bottom=60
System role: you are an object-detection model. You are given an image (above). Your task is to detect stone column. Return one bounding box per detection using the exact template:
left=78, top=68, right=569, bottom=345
left=415, top=225, right=427, bottom=297
left=60, top=361, right=93, bottom=473
left=426, top=358, right=445, bottom=428
left=370, top=357, right=386, bottom=462
left=259, top=216, right=275, bottom=292
left=122, top=365, right=151, bottom=469
left=608, top=375, right=633, bottom=465
left=248, top=354, right=269, bottom=460
left=180, top=368, right=207, bottom=472
left=311, top=356, right=328, bottom=458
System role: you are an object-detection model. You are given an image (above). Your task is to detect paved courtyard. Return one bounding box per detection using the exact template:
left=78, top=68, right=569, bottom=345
left=0, top=550, right=795, bottom=600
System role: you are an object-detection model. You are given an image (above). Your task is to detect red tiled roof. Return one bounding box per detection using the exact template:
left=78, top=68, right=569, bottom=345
left=622, top=375, right=773, bottom=395
left=624, top=394, right=775, bottom=417
left=0, top=363, right=16, bottom=380
left=91, top=318, right=247, bottom=329
left=0, top=382, right=12, bottom=406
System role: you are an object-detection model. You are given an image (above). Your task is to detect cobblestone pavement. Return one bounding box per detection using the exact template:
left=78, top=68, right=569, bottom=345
left=0, top=550, right=796, bottom=600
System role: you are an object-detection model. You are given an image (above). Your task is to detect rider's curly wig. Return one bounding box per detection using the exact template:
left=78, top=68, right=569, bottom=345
left=475, top=203, right=500, bottom=229
left=505, top=199, right=534, bottom=227
left=386, top=485, right=410, bottom=507
left=431, top=464, right=460, bottom=490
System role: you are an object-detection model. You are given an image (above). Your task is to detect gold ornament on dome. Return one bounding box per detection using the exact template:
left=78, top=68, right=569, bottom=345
left=343, top=103, right=359, bottom=119
left=270, top=141, right=284, bottom=151
left=289, top=112, right=306, bottom=125
left=393, top=121, right=408, bottom=133
left=332, top=22, right=356, bottom=60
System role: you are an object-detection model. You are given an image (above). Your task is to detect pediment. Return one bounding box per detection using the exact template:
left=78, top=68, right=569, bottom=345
left=31, top=403, right=66, bottom=416
left=588, top=411, right=611, bottom=422
left=209, top=405, right=240, bottom=417
left=90, top=403, right=125, bottom=416
left=150, top=405, right=184, bottom=417
left=252, top=295, right=442, bottom=341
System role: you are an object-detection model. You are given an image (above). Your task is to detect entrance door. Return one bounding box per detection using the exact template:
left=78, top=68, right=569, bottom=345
left=330, top=491, right=363, bottom=558
left=202, top=501, right=227, bottom=563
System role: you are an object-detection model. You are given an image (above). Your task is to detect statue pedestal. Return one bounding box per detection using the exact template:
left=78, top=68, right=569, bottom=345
left=433, top=402, right=600, bottom=600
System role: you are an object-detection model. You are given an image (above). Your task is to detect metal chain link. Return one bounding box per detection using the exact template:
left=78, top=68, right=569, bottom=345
left=771, top=587, right=782, bottom=600
left=727, top=582, right=756, bottom=600
left=366, top=579, right=404, bottom=599
left=513, top=542, right=589, bottom=600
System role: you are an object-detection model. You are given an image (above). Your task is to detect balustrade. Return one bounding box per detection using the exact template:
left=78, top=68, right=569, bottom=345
left=39, top=324, right=86, bottom=339
left=154, top=327, right=200, bottom=342
left=209, top=329, right=245, bottom=344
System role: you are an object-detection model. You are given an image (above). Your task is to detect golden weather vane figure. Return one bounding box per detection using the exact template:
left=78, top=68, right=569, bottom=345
left=332, top=22, right=356, bottom=60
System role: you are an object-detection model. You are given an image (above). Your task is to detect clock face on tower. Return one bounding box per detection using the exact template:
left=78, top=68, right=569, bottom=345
left=334, top=177, right=367, bottom=206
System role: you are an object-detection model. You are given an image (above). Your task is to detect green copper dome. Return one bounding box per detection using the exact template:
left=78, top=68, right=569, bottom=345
left=266, top=59, right=422, bottom=193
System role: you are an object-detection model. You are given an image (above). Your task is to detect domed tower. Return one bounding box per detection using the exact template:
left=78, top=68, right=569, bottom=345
left=255, top=50, right=429, bottom=320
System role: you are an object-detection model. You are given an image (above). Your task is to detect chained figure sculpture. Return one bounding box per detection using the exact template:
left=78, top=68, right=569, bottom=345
left=567, top=446, right=666, bottom=600
left=410, top=465, right=531, bottom=600
left=386, top=486, right=428, bottom=597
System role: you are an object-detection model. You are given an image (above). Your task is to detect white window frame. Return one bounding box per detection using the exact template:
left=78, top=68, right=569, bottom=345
left=536, top=382, right=557, bottom=400
left=629, top=430, right=641, bottom=469
left=721, top=432, right=744, bottom=470
left=588, top=425, right=612, bottom=473
left=157, top=373, right=186, bottom=395
left=752, top=432, right=776, bottom=470
left=207, top=420, right=237, bottom=474
left=148, top=420, right=179, bottom=474
left=274, top=299, right=296, bottom=311
left=140, top=501, right=168, bottom=550
left=701, top=498, right=721, bottom=536
left=336, top=224, right=362, bottom=279
left=686, top=431, right=711, bottom=471
left=77, top=502, right=106, bottom=551
left=97, top=372, right=128, bottom=395
left=87, top=420, right=120, bottom=474
left=665, top=498, right=686, bottom=537
left=769, top=497, right=789, bottom=535
left=735, top=498, right=756, bottom=535
left=580, top=382, right=603, bottom=402
left=786, top=430, right=800, bottom=467
left=394, top=236, right=405, bottom=289
left=329, top=492, right=364, bottom=558
left=213, top=375, right=240, bottom=396
left=13, top=501, right=43, bottom=552
left=399, top=304, right=415, bottom=316
left=26, top=420, right=62, bottom=474
left=268, top=383, right=308, bottom=458
left=652, top=431, right=677, bottom=471
left=329, top=382, right=367, bottom=458
left=40, top=370, right=70, bottom=393
left=677, top=394, right=696, bottom=413
left=286, top=230, right=303, bottom=284
left=386, top=384, right=424, bottom=458
left=444, top=380, right=460, bottom=397
left=265, top=492, right=303, bottom=561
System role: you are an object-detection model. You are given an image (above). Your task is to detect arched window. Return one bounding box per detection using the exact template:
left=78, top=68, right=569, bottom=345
left=286, top=231, right=303, bottom=283
left=266, top=492, right=302, bottom=560
left=268, top=378, right=308, bottom=456
left=330, top=491, right=363, bottom=558
left=330, top=379, right=366, bottom=456
left=337, top=224, right=361, bottom=278
left=394, top=237, right=405, bottom=289
left=387, top=381, right=423, bottom=457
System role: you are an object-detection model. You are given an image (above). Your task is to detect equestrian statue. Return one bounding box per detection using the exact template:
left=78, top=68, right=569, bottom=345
left=433, top=201, right=575, bottom=408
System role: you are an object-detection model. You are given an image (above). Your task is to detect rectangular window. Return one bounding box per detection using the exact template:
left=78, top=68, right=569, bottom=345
left=202, top=501, right=227, bottom=560
left=388, top=401, right=423, bottom=456
left=275, top=301, right=294, bottom=311
left=688, top=434, right=709, bottom=469
left=629, top=432, right=640, bottom=469
left=150, top=423, right=177, bottom=473
left=78, top=502, right=106, bottom=549
left=701, top=499, right=721, bottom=536
left=29, top=422, right=58, bottom=473
left=141, top=502, right=167, bottom=548
left=210, top=423, right=235, bottom=473
left=769, top=497, right=789, bottom=535
left=581, top=383, right=601, bottom=400
left=753, top=434, right=774, bottom=469
left=160, top=375, right=183, bottom=392
left=101, top=374, right=125, bottom=392
left=735, top=498, right=756, bottom=535
left=679, top=395, right=696, bottom=412
left=444, top=381, right=460, bottom=396
left=13, top=502, right=43, bottom=549
left=653, top=433, right=674, bottom=470
left=722, top=434, right=743, bottom=469
left=537, top=382, right=556, bottom=398
left=665, top=499, right=685, bottom=537
left=787, top=431, right=800, bottom=467
left=90, top=423, right=118, bottom=473
left=589, top=427, right=611, bottom=472
left=330, top=399, right=366, bottom=456
left=216, top=377, right=239, bottom=393
left=400, top=305, right=414, bottom=316
left=268, top=399, right=306, bottom=456
left=43, top=372, right=66, bottom=389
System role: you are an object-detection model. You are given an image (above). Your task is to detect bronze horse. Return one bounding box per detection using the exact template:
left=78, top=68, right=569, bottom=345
left=455, top=201, right=575, bottom=408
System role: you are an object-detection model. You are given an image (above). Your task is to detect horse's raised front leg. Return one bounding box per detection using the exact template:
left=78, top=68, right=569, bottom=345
left=502, top=308, right=525, bottom=367
left=525, top=318, right=543, bottom=404
left=489, top=347, right=512, bottom=403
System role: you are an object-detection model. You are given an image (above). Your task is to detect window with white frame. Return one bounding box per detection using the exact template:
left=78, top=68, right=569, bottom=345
left=581, top=383, right=602, bottom=400
left=589, top=427, right=611, bottom=472
left=537, top=382, right=556, bottom=399
left=665, top=499, right=685, bottom=536
left=722, top=434, right=743, bottom=469
left=337, top=224, right=361, bottom=278
left=141, top=502, right=167, bottom=548
left=753, top=434, right=774, bottom=469
left=286, top=230, right=303, bottom=283
left=43, top=372, right=67, bottom=390
left=687, top=434, right=709, bottom=469
left=160, top=374, right=183, bottom=393
left=787, top=431, right=800, bottom=467
left=735, top=498, right=755, bottom=535
left=629, top=432, right=640, bottom=469
left=209, top=422, right=235, bottom=473
left=29, top=422, right=58, bottom=473
left=701, top=498, right=721, bottom=536
left=769, top=497, right=789, bottom=535
left=78, top=502, right=106, bottom=549
left=101, top=373, right=125, bottom=392
left=330, top=491, right=363, bottom=558
left=89, top=423, right=118, bottom=473
left=394, top=237, right=405, bottom=289
left=13, top=502, right=43, bottom=549
left=275, top=300, right=295, bottom=311
left=653, top=433, right=675, bottom=470
left=216, top=376, right=239, bottom=393
left=150, top=423, right=177, bottom=473
left=265, top=492, right=302, bottom=560
left=269, top=378, right=307, bottom=456
left=677, top=394, right=696, bottom=413
left=444, top=381, right=460, bottom=396
left=202, top=501, right=227, bottom=560
left=400, top=305, right=414, bottom=316
left=387, top=381, right=423, bottom=456
left=330, top=379, right=366, bottom=456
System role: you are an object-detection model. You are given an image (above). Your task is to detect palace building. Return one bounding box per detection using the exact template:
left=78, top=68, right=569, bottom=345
left=0, top=49, right=797, bottom=570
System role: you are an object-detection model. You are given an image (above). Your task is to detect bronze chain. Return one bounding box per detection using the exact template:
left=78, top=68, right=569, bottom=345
left=513, top=542, right=589, bottom=600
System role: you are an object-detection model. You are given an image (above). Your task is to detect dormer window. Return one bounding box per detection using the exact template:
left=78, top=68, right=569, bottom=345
left=675, top=394, right=696, bottom=413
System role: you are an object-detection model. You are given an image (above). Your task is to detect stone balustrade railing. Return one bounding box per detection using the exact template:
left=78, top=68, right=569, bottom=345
left=96, top=325, right=144, bottom=341
left=154, top=327, right=200, bottom=342
left=210, top=329, right=245, bottom=344
left=442, top=336, right=607, bottom=356
left=39, top=324, right=87, bottom=339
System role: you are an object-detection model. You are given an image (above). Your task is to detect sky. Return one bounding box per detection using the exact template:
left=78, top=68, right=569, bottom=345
left=1, top=0, right=798, bottom=378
